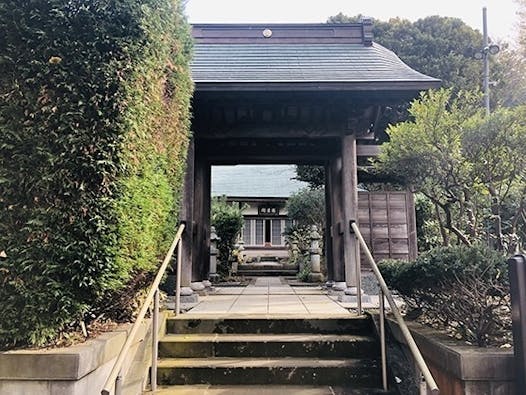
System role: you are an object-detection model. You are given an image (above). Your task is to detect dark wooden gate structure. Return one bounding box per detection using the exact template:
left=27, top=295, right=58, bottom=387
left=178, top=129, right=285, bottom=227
left=180, top=22, right=439, bottom=295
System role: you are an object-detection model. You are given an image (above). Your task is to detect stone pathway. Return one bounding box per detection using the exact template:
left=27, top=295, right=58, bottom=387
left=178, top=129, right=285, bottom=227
left=181, top=277, right=397, bottom=317
left=184, top=277, right=350, bottom=316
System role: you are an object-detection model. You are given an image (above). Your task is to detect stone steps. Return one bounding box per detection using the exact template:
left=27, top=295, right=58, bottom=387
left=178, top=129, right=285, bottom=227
left=237, top=263, right=298, bottom=276
left=147, top=384, right=394, bottom=394
left=165, top=316, right=373, bottom=335
left=154, top=315, right=387, bottom=391
left=157, top=357, right=380, bottom=386
left=237, top=268, right=299, bottom=276
left=159, top=333, right=378, bottom=358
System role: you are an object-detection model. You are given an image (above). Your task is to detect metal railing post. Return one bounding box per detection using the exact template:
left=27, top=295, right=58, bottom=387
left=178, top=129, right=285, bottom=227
left=350, top=221, right=439, bottom=394
left=350, top=220, right=362, bottom=315
left=115, top=368, right=123, bottom=395
left=417, top=366, right=426, bottom=395
left=151, top=289, right=159, bottom=392
left=101, top=224, right=185, bottom=395
left=175, top=237, right=182, bottom=316
left=379, top=288, right=387, bottom=391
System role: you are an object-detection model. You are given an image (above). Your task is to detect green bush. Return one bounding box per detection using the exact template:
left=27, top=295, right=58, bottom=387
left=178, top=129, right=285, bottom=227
left=379, top=245, right=510, bottom=346
left=0, top=0, right=192, bottom=348
left=286, top=187, right=326, bottom=230
left=211, top=197, right=245, bottom=277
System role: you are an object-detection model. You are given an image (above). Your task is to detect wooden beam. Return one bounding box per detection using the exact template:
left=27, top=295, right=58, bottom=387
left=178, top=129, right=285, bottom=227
left=356, top=144, right=380, bottom=157
left=179, top=139, right=195, bottom=287
left=192, top=153, right=206, bottom=282
left=330, top=157, right=345, bottom=283
left=325, top=163, right=334, bottom=283
left=201, top=164, right=212, bottom=280
left=341, top=134, right=360, bottom=288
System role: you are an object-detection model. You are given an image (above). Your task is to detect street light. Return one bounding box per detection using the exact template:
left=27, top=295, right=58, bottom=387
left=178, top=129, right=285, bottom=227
left=474, top=7, right=499, bottom=115
left=474, top=44, right=500, bottom=60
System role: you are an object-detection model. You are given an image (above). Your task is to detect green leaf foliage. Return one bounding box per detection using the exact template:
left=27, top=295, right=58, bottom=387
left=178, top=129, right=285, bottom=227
left=329, top=14, right=484, bottom=90
left=0, top=0, right=193, bottom=348
left=379, top=245, right=510, bottom=346
left=295, top=165, right=325, bottom=189
left=211, top=196, right=246, bottom=277
left=377, top=89, right=526, bottom=251
left=286, top=187, right=326, bottom=230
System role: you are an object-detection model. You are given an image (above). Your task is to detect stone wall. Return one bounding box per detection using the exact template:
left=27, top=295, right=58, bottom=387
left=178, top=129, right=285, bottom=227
left=0, top=317, right=158, bottom=395
left=386, top=318, right=515, bottom=395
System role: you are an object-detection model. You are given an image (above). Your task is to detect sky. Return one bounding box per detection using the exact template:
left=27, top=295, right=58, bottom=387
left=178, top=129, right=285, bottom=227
left=184, top=0, right=521, bottom=43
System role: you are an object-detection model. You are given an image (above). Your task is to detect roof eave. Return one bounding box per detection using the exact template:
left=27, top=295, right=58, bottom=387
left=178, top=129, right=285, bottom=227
left=194, top=80, right=442, bottom=92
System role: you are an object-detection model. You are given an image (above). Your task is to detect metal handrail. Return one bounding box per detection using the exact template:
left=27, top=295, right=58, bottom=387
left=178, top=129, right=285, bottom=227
left=350, top=221, right=439, bottom=395
left=101, top=223, right=185, bottom=395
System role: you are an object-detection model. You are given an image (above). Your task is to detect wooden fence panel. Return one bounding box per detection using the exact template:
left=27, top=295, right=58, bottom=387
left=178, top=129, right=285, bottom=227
left=358, top=191, right=417, bottom=266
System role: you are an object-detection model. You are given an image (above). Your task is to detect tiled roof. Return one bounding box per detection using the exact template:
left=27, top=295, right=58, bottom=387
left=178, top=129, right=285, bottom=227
left=190, top=23, right=440, bottom=90
left=211, top=165, right=308, bottom=198
left=192, top=42, right=439, bottom=86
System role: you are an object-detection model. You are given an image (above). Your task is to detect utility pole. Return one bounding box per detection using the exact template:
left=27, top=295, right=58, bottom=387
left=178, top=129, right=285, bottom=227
left=476, top=7, right=499, bottom=115
left=483, top=7, right=490, bottom=115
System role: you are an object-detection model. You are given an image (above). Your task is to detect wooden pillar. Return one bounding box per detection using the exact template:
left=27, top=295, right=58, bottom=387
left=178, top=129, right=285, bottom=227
left=324, top=163, right=334, bottom=282
left=341, top=133, right=360, bottom=289
left=192, top=151, right=206, bottom=282
left=201, top=163, right=211, bottom=280
left=330, top=157, right=345, bottom=284
left=179, top=139, right=194, bottom=287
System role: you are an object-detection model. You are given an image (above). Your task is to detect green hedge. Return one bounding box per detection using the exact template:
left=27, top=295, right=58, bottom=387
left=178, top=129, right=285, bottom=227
left=0, top=0, right=193, bottom=348
left=379, top=245, right=510, bottom=346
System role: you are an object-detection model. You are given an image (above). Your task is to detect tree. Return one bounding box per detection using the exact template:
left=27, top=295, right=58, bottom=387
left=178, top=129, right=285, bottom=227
left=295, top=165, right=325, bottom=189
left=328, top=13, right=525, bottom=107
left=211, top=196, right=245, bottom=277
left=328, top=14, right=484, bottom=90
left=286, top=187, right=326, bottom=230
left=462, top=106, right=526, bottom=250
left=376, top=89, right=526, bottom=251
left=285, top=187, right=326, bottom=278
left=297, top=14, right=492, bottom=189
left=517, top=0, right=526, bottom=56
left=490, top=45, right=526, bottom=107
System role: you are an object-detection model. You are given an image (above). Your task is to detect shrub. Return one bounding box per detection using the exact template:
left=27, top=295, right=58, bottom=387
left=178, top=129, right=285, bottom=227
left=379, top=245, right=510, bottom=346
left=286, top=187, right=326, bottom=230
left=211, top=197, right=245, bottom=277
left=0, top=0, right=192, bottom=348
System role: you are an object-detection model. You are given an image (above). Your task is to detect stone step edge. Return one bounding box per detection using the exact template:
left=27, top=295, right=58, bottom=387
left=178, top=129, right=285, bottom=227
left=160, top=333, right=376, bottom=343
left=144, top=385, right=394, bottom=395
left=157, top=357, right=379, bottom=369
left=166, top=315, right=370, bottom=321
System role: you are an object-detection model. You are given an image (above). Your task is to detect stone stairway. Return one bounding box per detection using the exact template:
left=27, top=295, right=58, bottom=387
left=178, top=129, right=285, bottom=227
left=152, top=316, right=393, bottom=394
left=237, top=261, right=298, bottom=276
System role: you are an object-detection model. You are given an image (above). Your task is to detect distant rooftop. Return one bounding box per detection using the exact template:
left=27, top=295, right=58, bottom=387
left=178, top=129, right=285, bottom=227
left=191, top=23, right=440, bottom=91
left=211, top=165, right=308, bottom=198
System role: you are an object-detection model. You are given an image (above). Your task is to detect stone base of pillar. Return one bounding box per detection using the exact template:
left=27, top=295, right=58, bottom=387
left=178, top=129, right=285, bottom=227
left=338, top=287, right=372, bottom=304
left=308, top=272, right=324, bottom=282
left=190, top=281, right=207, bottom=295
left=179, top=286, right=199, bottom=304
left=328, top=281, right=346, bottom=296
left=344, top=286, right=359, bottom=295
left=202, top=279, right=216, bottom=294
left=332, top=281, right=347, bottom=291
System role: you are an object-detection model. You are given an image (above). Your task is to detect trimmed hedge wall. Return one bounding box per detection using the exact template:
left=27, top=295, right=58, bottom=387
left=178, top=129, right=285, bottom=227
left=0, top=0, right=193, bottom=347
